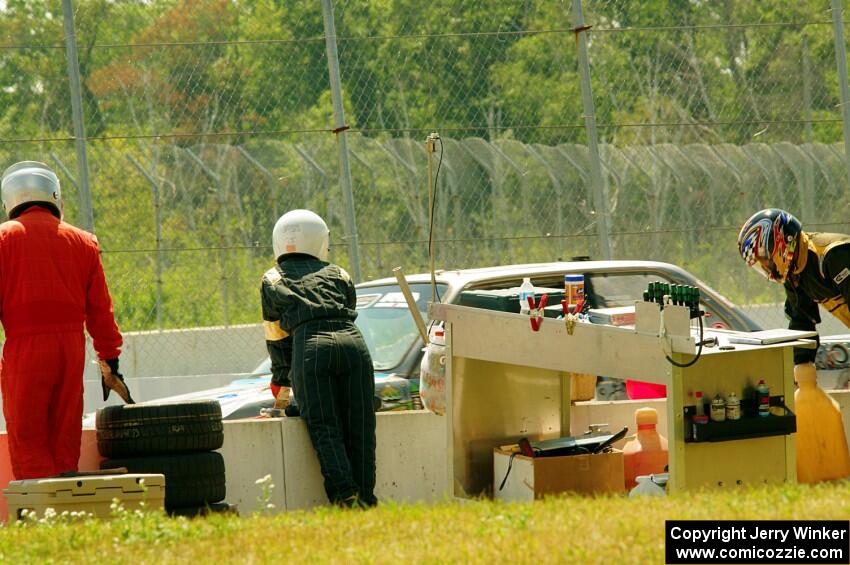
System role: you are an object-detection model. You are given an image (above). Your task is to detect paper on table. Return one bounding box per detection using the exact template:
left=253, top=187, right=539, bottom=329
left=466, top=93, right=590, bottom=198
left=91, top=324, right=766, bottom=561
left=726, top=328, right=818, bottom=345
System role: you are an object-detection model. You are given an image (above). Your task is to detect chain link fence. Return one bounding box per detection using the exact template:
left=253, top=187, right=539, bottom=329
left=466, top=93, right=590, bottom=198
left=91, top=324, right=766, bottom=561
left=2, top=0, right=850, bottom=381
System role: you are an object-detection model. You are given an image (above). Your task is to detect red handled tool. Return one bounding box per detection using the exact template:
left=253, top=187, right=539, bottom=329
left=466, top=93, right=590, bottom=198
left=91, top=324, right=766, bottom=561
left=561, top=297, right=586, bottom=316
left=574, top=296, right=586, bottom=315
left=561, top=297, right=587, bottom=335
left=527, top=293, right=549, bottom=331
left=518, top=437, right=536, bottom=458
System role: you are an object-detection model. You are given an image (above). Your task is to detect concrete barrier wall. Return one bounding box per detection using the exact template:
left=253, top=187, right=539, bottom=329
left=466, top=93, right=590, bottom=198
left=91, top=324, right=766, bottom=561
left=0, top=410, right=447, bottom=521
left=218, top=419, right=288, bottom=514
left=221, top=411, right=448, bottom=514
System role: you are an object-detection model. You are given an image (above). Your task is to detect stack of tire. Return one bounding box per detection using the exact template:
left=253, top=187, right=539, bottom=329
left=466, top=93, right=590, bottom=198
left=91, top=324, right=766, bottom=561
left=96, top=400, right=230, bottom=517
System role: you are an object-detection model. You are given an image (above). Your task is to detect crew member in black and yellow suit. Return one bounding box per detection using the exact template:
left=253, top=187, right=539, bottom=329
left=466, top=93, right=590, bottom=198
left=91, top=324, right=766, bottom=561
left=738, top=208, right=850, bottom=377
left=260, top=209, right=377, bottom=508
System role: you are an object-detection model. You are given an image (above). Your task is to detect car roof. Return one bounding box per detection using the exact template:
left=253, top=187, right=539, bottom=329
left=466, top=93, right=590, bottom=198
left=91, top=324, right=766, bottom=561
left=357, top=260, right=693, bottom=290
left=355, top=259, right=760, bottom=332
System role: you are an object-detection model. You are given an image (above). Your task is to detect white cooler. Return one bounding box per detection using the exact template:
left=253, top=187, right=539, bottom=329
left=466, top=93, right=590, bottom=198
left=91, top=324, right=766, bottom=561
left=4, top=473, right=165, bottom=522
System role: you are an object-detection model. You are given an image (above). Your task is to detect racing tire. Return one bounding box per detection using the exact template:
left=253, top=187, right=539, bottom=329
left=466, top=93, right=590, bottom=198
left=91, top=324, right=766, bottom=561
left=96, top=400, right=224, bottom=458
left=101, top=451, right=226, bottom=510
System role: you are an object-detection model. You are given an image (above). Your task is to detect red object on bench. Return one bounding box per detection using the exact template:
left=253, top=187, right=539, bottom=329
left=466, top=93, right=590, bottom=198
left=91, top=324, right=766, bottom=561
left=626, top=380, right=666, bottom=399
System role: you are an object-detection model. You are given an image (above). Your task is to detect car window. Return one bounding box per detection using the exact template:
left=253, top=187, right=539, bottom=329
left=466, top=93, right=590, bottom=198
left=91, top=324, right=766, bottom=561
left=587, top=271, right=734, bottom=329
left=588, top=273, right=656, bottom=309
left=354, top=283, right=447, bottom=372
left=251, top=283, right=444, bottom=375
left=465, top=269, right=746, bottom=331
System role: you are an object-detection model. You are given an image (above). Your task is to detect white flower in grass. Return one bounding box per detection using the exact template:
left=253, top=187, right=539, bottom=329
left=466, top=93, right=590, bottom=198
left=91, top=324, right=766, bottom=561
left=39, top=507, right=57, bottom=524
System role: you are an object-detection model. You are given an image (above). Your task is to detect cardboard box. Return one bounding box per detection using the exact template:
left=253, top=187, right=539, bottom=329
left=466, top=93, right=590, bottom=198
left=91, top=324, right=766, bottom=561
left=493, top=448, right=624, bottom=501
left=4, top=473, right=165, bottom=522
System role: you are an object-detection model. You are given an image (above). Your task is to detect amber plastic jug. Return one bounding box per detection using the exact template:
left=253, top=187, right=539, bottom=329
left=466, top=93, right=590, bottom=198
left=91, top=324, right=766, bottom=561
left=794, top=363, right=850, bottom=483
left=623, top=407, right=669, bottom=490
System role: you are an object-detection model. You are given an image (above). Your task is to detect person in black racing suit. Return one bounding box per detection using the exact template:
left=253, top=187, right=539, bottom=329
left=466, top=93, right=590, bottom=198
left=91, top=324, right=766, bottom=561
left=738, top=208, right=850, bottom=379
left=261, top=209, right=376, bottom=508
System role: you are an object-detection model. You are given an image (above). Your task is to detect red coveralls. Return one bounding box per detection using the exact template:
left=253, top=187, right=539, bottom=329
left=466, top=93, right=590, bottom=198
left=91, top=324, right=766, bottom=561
left=0, top=206, right=122, bottom=479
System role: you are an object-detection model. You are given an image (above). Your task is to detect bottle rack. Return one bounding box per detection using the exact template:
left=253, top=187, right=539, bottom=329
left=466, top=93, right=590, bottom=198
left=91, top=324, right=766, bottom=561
left=684, top=396, right=796, bottom=443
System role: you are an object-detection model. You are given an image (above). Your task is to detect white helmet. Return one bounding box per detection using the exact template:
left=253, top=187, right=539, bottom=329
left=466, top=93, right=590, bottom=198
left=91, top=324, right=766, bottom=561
left=272, top=209, right=330, bottom=261
left=1, top=161, right=62, bottom=219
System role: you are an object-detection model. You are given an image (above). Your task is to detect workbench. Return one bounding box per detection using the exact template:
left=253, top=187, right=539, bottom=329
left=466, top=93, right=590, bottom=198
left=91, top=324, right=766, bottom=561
left=429, top=302, right=815, bottom=496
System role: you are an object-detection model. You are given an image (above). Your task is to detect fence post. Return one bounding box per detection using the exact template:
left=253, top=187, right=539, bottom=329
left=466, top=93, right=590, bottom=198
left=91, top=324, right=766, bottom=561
left=570, top=0, right=612, bottom=259
left=61, top=0, right=94, bottom=233
left=321, top=0, right=362, bottom=282
left=831, top=0, right=850, bottom=192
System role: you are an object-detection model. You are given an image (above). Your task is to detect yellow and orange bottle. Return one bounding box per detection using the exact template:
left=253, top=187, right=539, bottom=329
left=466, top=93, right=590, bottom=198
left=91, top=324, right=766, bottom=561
left=623, top=407, right=669, bottom=490
left=794, top=363, right=850, bottom=483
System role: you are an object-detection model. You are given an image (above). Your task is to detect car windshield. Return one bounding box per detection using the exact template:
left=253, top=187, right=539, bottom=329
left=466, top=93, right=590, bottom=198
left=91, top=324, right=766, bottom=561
left=354, top=283, right=445, bottom=371
left=251, top=282, right=445, bottom=374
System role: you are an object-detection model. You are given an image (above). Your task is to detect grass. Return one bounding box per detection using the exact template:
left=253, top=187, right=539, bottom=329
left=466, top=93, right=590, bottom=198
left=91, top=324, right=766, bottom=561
left=0, top=483, right=848, bottom=564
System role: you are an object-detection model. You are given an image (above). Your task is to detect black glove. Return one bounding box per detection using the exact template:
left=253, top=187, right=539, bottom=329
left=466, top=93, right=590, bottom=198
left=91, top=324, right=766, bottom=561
left=99, top=358, right=135, bottom=404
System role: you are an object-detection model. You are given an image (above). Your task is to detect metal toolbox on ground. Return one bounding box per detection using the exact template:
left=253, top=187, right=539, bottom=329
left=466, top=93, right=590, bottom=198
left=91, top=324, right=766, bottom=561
left=4, top=473, right=165, bottom=522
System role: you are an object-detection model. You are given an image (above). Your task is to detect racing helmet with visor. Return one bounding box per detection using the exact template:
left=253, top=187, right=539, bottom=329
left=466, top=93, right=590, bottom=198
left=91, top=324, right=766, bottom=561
left=737, top=208, right=802, bottom=283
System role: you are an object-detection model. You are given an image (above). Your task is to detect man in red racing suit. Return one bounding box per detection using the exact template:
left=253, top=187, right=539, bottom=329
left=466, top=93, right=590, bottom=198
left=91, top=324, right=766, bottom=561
left=0, top=162, right=124, bottom=479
